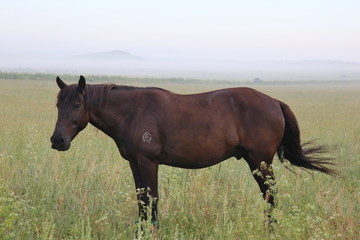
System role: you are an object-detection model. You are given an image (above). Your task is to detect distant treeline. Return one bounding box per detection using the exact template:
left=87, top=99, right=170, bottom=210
left=0, top=71, right=357, bottom=85
left=0, top=71, right=200, bottom=84
left=0, top=71, right=249, bottom=85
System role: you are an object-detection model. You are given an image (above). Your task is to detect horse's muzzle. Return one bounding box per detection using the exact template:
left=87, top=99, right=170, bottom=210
left=50, top=136, right=70, bottom=151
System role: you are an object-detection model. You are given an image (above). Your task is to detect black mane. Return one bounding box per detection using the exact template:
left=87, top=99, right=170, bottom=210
left=58, top=83, right=167, bottom=111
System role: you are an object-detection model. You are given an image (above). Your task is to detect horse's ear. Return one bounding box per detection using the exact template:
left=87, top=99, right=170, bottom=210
left=56, top=76, right=67, bottom=89
left=78, top=75, right=86, bottom=93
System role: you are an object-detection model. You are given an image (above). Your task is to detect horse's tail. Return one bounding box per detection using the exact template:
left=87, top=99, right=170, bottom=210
left=277, top=101, right=336, bottom=175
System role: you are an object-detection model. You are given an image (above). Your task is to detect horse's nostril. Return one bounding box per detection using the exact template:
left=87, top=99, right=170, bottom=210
left=51, top=136, right=64, bottom=145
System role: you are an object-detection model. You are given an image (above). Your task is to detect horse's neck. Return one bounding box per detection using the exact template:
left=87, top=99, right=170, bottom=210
left=88, top=90, right=132, bottom=140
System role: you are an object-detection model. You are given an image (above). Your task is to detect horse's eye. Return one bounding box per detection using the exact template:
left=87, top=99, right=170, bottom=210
left=74, top=104, right=81, bottom=109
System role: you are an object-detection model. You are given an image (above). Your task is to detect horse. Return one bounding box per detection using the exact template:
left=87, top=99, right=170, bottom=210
left=50, top=75, right=335, bottom=229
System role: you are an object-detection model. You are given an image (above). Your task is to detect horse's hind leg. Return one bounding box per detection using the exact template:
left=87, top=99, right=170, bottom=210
left=244, top=152, right=277, bottom=230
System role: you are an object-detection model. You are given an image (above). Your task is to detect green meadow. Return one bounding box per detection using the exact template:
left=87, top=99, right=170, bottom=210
left=0, top=74, right=359, bottom=239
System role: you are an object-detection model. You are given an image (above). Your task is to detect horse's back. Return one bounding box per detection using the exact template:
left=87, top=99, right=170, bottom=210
left=163, top=87, right=283, bottom=129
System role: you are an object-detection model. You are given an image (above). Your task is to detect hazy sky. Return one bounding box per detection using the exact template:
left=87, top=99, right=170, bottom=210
left=1, top=0, right=360, bottom=62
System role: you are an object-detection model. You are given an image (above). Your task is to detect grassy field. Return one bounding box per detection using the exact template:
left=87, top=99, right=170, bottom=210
left=0, top=76, right=359, bottom=239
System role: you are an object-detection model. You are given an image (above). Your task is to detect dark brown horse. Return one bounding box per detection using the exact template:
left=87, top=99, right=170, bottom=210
left=50, top=76, right=334, bottom=228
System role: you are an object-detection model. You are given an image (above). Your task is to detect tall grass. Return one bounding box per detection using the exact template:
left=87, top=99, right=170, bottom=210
left=0, top=78, right=359, bottom=239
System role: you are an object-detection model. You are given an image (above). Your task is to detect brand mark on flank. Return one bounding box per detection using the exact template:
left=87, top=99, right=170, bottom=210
left=142, top=132, right=152, bottom=142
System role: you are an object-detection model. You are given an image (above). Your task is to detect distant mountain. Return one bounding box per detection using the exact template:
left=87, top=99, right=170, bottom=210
left=76, top=50, right=143, bottom=60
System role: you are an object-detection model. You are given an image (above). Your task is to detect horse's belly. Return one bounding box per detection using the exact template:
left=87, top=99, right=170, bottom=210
left=159, top=142, right=234, bottom=169
left=159, top=155, right=227, bottom=169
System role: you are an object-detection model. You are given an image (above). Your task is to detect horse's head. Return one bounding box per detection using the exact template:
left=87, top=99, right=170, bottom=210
left=50, top=76, right=89, bottom=151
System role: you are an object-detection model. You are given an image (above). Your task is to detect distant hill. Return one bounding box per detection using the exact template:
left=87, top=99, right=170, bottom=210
left=75, top=50, right=143, bottom=60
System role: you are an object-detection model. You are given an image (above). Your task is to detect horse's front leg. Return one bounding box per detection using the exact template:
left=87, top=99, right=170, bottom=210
left=129, top=155, right=159, bottom=228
